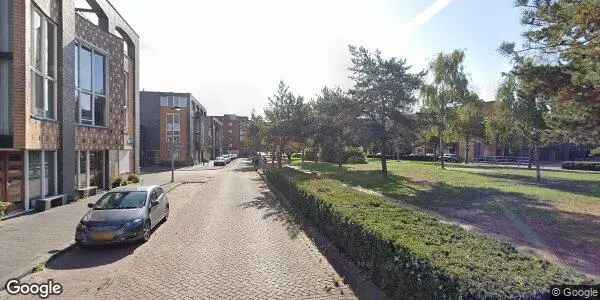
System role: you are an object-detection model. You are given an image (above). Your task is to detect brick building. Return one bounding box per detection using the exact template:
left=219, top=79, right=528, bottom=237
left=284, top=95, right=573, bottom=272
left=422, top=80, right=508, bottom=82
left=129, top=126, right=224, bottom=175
left=0, top=0, right=139, bottom=215
left=211, top=114, right=249, bottom=156
left=140, top=91, right=214, bottom=166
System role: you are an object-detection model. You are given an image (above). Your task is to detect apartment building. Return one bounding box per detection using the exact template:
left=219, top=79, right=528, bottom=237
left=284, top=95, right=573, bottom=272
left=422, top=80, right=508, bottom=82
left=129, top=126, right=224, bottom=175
left=212, top=114, right=249, bottom=156
left=0, top=0, right=139, bottom=216
left=140, top=91, right=212, bottom=166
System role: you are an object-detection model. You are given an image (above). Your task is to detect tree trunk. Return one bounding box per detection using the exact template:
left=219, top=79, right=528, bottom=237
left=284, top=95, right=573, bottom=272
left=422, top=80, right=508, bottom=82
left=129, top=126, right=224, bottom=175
left=464, top=137, right=470, bottom=164
left=381, top=140, right=388, bottom=177
left=301, top=148, right=305, bottom=164
left=528, top=145, right=533, bottom=169
left=381, top=156, right=388, bottom=177
left=535, top=143, right=541, bottom=183
left=439, top=133, right=445, bottom=169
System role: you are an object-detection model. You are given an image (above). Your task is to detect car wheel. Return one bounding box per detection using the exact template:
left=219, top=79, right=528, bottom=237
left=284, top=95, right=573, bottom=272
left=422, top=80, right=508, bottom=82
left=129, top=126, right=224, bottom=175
left=142, top=220, right=151, bottom=242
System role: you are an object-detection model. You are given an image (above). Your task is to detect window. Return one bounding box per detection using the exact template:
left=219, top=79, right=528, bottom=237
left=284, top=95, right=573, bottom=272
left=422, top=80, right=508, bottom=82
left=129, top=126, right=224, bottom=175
left=0, top=60, right=10, bottom=137
left=79, top=151, right=87, bottom=188
left=30, top=8, right=56, bottom=119
left=28, top=151, right=42, bottom=201
left=44, top=151, right=55, bottom=196
left=166, top=112, right=181, bottom=145
left=75, top=44, right=106, bottom=126
left=0, top=0, right=11, bottom=52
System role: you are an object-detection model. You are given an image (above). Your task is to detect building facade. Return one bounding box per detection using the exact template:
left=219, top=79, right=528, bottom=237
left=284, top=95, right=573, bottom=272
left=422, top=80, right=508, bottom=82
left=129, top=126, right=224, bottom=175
left=140, top=91, right=211, bottom=166
left=212, top=114, right=249, bottom=156
left=0, top=0, right=139, bottom=215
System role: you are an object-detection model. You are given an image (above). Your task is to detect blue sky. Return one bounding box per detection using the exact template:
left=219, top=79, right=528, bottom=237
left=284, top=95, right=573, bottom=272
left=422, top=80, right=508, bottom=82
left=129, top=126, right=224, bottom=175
left=110, top=0, right=525, bottom=116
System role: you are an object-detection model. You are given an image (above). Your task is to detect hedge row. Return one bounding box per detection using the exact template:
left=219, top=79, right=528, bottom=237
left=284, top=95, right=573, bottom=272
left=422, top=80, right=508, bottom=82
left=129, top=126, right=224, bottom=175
left=265, top=168, right=586, bottom=299
left=562, top=161, right=600, bottom=171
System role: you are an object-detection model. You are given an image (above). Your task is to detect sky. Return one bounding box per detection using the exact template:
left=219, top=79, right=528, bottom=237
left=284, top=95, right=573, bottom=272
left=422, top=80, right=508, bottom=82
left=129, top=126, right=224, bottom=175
left=109, top=0, right=525, bottom=117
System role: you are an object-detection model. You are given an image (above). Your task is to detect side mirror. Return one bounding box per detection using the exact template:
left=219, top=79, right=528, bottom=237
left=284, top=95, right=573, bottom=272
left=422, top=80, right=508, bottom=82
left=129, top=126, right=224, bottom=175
left=87, top=203, right=94, bottom=208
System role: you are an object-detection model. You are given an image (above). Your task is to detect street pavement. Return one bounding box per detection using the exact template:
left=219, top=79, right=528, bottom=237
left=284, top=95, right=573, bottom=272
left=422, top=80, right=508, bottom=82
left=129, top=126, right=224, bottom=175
left=0, top=170, right=180, bottom=288
left=2, top=160, right=356, bottom=299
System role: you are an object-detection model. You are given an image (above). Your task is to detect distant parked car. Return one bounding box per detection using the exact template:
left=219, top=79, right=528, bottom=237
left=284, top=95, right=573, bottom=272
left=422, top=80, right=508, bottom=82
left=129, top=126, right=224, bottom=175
left=75, top=185, right=169, bottom=246
left=214, top=157, right=227, bottom=166
left=442, top=153, right=459, bottom=162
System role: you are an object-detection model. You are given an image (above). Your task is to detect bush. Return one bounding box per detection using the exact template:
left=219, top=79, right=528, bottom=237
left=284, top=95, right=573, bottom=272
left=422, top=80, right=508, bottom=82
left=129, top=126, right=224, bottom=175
left=291, top=153, right=302, bottom=160
left=398, top=154, right=436, bottom=162
left=121, top=180, right=129, bottom=186
left=265, top=168, right=586, bottom=299
left=111, top=177, right=123, bottom=189
left=0, top=200, right=9, bottom=217
left=304, top=149, right=318, bottom=161
left=562, top=161, right=600, bottom=171
left=127, top=174, right=140, bottom=183
left=343, top=147, right=367, bottom=164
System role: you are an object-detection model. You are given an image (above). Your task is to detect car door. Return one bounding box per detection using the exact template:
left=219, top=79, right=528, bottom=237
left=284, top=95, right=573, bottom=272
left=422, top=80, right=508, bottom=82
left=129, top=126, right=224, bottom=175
left=148, top=189, right=161, bottom=226
left=155, top=187, right=167, bottom=219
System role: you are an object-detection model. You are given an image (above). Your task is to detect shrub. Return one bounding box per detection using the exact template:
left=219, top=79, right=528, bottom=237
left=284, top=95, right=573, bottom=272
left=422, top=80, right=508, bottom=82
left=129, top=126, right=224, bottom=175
left=265, top=168, right=587, bottom=299
left=343, top=147, right=367, bottom=164
left=398, top=154, right=436, bottom=162
left=562, top=161, right=600, bottom=171
left=304, top=149, right=318, bottom=161
left=0, top=200, right=9, bottom=217
left=121, top=180, right=129, bottom=186
left=127, top=174, right=140, bottom=183
left=291, top=153, right=302, bottom=160
left=111, top=177, right=123, bottom=189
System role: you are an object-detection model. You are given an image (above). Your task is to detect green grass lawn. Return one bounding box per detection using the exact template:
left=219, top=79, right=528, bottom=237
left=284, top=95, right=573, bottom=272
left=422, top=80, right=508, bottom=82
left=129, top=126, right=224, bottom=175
left=292, top=159, right=600, bottom=277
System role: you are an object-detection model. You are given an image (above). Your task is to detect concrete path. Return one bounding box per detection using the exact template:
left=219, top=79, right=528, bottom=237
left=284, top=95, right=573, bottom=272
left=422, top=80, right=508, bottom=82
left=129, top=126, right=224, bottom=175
left=2, top=160, right=357, bottom=299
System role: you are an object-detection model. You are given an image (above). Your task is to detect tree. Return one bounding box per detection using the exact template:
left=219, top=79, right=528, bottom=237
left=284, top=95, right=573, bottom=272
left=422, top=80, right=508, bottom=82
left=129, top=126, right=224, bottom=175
left=313, top=87, right=361, bottom=167
left=264, top=81, right=307, bottom=167
left=494, top=66, right=548, bottom=182
left=502, top=0, right=600, bottom=143
left=348, top=45, right=424, bottom=177
left=450, top=93, right=484, bottom=164
left=420, top=50, right=469, bottom=169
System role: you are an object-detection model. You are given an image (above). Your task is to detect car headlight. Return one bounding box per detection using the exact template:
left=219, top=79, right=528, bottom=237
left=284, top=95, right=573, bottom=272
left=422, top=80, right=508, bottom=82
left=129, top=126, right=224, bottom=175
left=123, top=218, right=144, bottom=231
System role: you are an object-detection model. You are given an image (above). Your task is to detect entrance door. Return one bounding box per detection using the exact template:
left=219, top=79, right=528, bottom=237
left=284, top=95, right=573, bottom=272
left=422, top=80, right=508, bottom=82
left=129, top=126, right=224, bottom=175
left=0, top=153, right=6, bottom=203
left=0, top=152, right=24, bottom=213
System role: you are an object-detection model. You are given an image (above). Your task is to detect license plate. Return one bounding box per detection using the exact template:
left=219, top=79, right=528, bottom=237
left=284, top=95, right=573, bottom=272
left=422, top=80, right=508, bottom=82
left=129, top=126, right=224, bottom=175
left=92, top=232, right=114, bottom=241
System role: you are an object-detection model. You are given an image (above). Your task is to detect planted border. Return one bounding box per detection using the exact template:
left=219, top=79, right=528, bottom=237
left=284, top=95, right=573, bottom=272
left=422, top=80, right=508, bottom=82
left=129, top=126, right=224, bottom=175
left=266, top=168, right=587, bottom=299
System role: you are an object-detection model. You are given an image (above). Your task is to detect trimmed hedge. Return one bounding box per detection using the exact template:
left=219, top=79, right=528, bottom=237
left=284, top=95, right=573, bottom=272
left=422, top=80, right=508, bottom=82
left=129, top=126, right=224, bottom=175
left=562, top=161, right=600, bottom=171
left=266, top=168, right=586, bottom=299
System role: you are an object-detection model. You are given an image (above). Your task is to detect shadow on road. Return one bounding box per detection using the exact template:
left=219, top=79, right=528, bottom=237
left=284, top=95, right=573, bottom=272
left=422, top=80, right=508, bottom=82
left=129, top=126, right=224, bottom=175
left=239, top=190, right=302, bottom=239
left=46, top=221, right=168, bottom=270
left=46, top=243, right=139, bottom=270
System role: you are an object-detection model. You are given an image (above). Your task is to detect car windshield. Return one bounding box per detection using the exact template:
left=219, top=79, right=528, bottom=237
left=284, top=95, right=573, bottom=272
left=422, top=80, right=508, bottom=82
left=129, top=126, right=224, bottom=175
left=94, top=191, right=148, bottom=210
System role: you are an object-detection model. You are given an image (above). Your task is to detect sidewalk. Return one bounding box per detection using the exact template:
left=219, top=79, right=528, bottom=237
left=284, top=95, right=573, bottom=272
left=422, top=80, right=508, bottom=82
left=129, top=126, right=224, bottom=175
left=0, top=172, right=174, bottom=288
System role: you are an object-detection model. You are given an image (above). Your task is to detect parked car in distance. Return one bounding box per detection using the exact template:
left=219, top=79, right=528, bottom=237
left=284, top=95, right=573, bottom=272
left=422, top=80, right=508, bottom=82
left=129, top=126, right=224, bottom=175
left=75, top=185, right=169, bottom=246
left=214, top=156, right=227, bottom=166
left=442, top=153, right=459, bottom=162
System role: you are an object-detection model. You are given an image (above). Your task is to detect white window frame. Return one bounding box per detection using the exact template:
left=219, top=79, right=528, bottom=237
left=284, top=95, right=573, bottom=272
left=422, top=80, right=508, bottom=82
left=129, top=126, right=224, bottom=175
left=30, top=6, right=57, bottom=120
left=166, top=112, right=181, bottom=145
left=75, top=41, right=108, bottom=127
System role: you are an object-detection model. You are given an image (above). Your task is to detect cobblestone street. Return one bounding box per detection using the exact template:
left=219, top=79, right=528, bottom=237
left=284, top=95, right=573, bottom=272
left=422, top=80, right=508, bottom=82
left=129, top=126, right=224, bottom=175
left=3, top=160, right=356, bottom=299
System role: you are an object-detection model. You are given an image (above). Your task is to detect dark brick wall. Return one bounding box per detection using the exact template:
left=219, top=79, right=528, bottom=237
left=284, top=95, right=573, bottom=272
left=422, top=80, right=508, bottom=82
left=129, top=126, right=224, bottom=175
left=74, top=14, right=125, bottom=151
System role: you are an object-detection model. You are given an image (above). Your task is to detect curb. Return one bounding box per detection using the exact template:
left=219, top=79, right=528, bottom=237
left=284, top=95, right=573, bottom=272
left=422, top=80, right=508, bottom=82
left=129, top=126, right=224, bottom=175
left=0, top=242, right=76, bottom=292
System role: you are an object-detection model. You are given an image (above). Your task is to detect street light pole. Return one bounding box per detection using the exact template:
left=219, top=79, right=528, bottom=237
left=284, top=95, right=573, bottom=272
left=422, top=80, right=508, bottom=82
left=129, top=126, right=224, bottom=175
left=171, top=146, right=175, bottom=183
